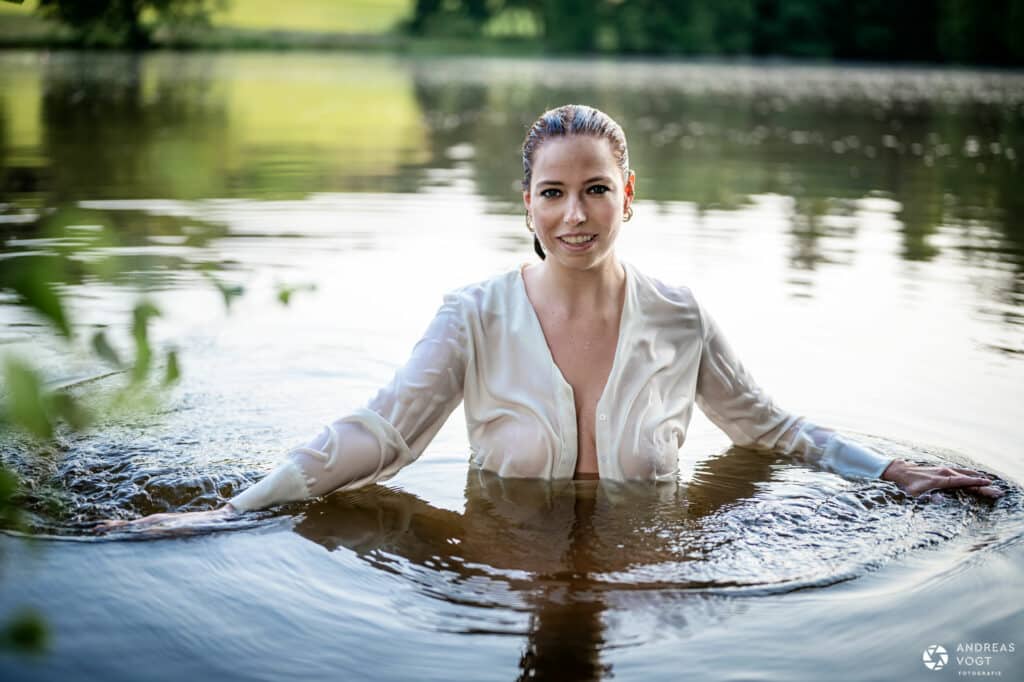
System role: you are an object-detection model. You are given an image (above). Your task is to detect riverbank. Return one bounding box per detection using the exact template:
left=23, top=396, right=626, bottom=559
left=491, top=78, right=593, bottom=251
left=0, top=19, right=544, bottom=56
left=0, top=0, right=541, bottom=55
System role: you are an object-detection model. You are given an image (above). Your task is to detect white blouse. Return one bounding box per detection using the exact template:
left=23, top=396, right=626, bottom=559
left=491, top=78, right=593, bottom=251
left=228, top=261, right=894, bottom=512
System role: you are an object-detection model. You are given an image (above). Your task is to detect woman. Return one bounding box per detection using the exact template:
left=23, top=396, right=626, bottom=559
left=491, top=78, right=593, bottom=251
left=101, top=104, right=1002, bottom=532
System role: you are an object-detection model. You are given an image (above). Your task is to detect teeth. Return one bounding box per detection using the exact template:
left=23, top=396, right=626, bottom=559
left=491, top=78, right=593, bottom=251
left=561, top=235, right=595, bottom=244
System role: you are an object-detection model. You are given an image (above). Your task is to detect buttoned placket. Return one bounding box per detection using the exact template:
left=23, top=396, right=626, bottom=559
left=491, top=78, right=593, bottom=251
left=518, top=262, right=632, bottom=480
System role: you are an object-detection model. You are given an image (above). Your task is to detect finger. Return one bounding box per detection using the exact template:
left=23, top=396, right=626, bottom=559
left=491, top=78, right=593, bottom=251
left=963, top=485, right=1004, bottom=499
left=941, top=474, right=992, bottom=487
left=951, top=466, right=994, bottom=479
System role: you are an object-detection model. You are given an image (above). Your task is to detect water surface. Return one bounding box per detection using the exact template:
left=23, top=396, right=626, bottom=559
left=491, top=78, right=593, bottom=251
left=1, top=51, right=1023, bottom=681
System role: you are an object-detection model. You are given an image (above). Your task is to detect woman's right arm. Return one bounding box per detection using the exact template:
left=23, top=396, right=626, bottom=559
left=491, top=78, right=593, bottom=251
left=100, top=291, right=470, bottom=530
left=231, top=290, right=469, bottom=511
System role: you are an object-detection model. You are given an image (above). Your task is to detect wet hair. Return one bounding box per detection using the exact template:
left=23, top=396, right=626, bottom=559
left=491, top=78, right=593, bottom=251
left=521, top=104, right=631, bottom=260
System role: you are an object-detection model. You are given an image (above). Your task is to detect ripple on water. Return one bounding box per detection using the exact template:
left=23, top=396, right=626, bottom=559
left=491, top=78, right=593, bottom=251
left=2, top=424, right=1020, bottom=601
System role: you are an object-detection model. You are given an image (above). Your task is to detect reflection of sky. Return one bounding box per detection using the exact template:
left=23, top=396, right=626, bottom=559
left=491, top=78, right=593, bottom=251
left=0, top=52, right=1022, bottom=483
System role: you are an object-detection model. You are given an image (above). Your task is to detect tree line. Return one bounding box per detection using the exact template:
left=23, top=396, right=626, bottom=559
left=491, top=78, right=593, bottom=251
left=16, top=1, right=1024, bottom=68
left=409, top=0, right=1024, bottom=65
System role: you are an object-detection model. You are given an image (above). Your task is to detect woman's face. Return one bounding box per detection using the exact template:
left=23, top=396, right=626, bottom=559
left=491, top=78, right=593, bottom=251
left=524, top=135, right=635, bottom=272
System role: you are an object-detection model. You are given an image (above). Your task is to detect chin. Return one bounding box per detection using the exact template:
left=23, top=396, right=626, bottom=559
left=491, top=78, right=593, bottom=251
left=552, top=248, right=615, bottom=270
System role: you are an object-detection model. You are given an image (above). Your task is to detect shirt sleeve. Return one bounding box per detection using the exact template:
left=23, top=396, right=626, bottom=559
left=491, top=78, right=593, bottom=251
left=694, top=301, right=893, bottom=480
left=227, top=291, right=469, bottom=512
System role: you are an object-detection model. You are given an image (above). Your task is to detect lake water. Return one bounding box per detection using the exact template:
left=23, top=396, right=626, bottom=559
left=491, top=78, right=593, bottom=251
left=0, top=51, right=1022, bottom=681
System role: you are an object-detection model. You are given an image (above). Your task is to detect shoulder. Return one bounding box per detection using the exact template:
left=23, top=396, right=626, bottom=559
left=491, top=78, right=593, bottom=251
left=625, top=263, right=707, bottom=337
left=627, top=262, right=701, bottom=311
left=442, top=266, right=521, bottom=316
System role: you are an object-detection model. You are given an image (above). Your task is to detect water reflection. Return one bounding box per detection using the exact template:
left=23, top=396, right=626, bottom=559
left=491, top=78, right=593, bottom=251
left=2, top=52, right=1021, bottom=345
left=288, top=446, right=1007, bottom=679
left=292, top=448, right=767, bottom=679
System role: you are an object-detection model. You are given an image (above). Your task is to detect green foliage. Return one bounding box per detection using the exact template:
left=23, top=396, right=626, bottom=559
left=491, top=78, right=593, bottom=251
left=2, top=357, right=55, bottom=440
left=130, top=301, right=161, bottom=384
left=91, top=330, right=123, bottom=368
left=35, top=0, right=219, bottom=48
left=203, top=272, right=245, bottom=312
left=3, top=264, right=71, bottom=340
left=0, top=466, right=24, bottom=529
left=275, top=282, right=317, bottom=306
left=405, top=0, right=1023, bottom=64
left=1, top=609, right=48, bottom=655
left=164, top=349, right=180, bottom=385
left=1, top=356, right=92, bottom=439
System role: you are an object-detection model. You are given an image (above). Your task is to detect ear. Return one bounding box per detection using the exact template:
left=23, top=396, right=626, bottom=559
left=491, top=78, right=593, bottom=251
left=523, top=190, right=532, bottom=212
left=623, top=170, right=636, bottom=208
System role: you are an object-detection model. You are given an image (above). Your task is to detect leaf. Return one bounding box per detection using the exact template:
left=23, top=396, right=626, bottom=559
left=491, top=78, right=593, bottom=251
left=2, top=609, right=48, bottom=655
left=275, top=282, right=316, bottom=307
left=131, top=301, right=161, bottom=384
left=9, top=271, right=71, bottom=339
left=163, top=349, right=180, bottom=385
left=1, top=356, right=52, bottom=439
left=0, top=466, right=23, bottom=529
left=202, top=272, right=244, bottom=312
left=91, top=330, right=123, bottom=367
left=47, top=391, right=91, bottom=431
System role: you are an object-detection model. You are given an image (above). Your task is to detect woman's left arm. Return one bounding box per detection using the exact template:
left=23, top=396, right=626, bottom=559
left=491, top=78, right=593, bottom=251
left=693, top=304, right=1003, bottom=499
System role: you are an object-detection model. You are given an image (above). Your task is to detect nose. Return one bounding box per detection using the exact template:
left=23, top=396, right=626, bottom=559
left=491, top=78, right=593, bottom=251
left=563, top=196, right=586, bottom=226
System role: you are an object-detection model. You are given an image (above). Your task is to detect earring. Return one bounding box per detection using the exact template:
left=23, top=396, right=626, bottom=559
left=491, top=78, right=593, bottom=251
left=623, top=206, right=634, bottom=222
left=525, top=211, right=535, bottom=233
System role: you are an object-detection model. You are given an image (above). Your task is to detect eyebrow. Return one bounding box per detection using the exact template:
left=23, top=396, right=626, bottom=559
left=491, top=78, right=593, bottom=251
left=535, top=176, right=614, bottom=187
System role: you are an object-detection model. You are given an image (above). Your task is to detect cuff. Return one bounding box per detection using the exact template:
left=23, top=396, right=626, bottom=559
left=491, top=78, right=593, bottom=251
left=228, top=459, right=312, bottom=512
left=820, top=435, right=894, bottom=480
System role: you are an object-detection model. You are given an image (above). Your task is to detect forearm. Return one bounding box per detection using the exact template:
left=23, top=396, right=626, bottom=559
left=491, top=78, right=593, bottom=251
left=776, top=420, right=894, bottom=479
left=227, top=418, right=394, bottom=512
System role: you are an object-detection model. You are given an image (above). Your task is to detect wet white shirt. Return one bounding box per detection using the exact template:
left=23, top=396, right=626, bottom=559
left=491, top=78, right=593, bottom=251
left=229, top=261, right=893, bottom=512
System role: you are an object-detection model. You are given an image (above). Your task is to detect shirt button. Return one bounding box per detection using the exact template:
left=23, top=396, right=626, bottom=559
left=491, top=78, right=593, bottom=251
left=598, top=414, right=607, bottom=422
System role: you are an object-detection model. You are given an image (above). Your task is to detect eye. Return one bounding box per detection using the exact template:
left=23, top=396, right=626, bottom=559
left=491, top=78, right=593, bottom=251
left=539, top=188, right=562, bottom=198
left=587, top=185, right=610, bottom=195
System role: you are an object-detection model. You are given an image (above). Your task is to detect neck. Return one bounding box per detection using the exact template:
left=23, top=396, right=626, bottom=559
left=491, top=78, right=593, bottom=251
left=533, top=255, right=625, bottom=317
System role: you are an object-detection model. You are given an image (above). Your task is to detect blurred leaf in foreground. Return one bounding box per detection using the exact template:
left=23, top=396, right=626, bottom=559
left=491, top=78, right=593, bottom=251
left=130, top=301, right=161, bottom=384
left=1, top=356, right=93, bottom=438
left=48, top=391, right=91, bottom=431
left=164, top=349, right=180, bottom=385
left=0, top=466, right=24, bottom=530
left=2, top=356, right=52, bottom=439
left=91, top=330, right=123, bottom=367
left=1, top=609, right=48, bottom=655
left=275, top=282, right=317, bottom=306
left=203, top=272, right=244, bottom=312
left=6, top=269, right=72, bottom=339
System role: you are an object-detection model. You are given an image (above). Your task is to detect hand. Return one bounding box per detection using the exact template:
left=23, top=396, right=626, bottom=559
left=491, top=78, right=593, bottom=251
left=881, top=459, right=1004, bottom=499
left=94, top=504, right=240, bottom=535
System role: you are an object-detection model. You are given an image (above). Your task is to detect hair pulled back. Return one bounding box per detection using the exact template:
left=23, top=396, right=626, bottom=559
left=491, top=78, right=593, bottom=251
left=521, top=104, right=631, bottom=260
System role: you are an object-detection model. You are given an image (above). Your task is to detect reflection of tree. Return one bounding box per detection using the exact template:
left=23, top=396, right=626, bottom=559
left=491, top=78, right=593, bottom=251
left=291, top=447, right=777, bottom=679
left=39, top=53, right=229, bottom=202
left=402, top=68, right=1020, bottom=275
left=788, top=196, right=831, bottom=275
left=36, top=0, right=216, bottom=49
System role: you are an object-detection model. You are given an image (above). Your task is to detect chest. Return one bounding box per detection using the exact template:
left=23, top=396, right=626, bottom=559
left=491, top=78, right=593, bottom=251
left=534, top=310, right=620, bottom=421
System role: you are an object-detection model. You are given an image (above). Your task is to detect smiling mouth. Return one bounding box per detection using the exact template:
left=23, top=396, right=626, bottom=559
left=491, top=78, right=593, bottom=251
left=558, top=234, right=597, bottom=245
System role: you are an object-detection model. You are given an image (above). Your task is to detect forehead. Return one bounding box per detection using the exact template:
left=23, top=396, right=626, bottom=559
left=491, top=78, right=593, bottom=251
left=531, top=135, right=620, bottom=181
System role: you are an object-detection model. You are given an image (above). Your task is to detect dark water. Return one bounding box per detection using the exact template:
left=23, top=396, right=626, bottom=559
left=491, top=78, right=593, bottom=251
left=1, top=51, right=1023, bottom=680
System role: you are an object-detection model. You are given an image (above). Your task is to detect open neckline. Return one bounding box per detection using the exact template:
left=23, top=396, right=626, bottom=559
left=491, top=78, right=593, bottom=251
left=516, top=261, right=632, bottom=477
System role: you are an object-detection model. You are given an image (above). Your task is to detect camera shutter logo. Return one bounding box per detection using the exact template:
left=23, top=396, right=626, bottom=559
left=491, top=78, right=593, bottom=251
left=923, top=645, right=949, bottom=671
